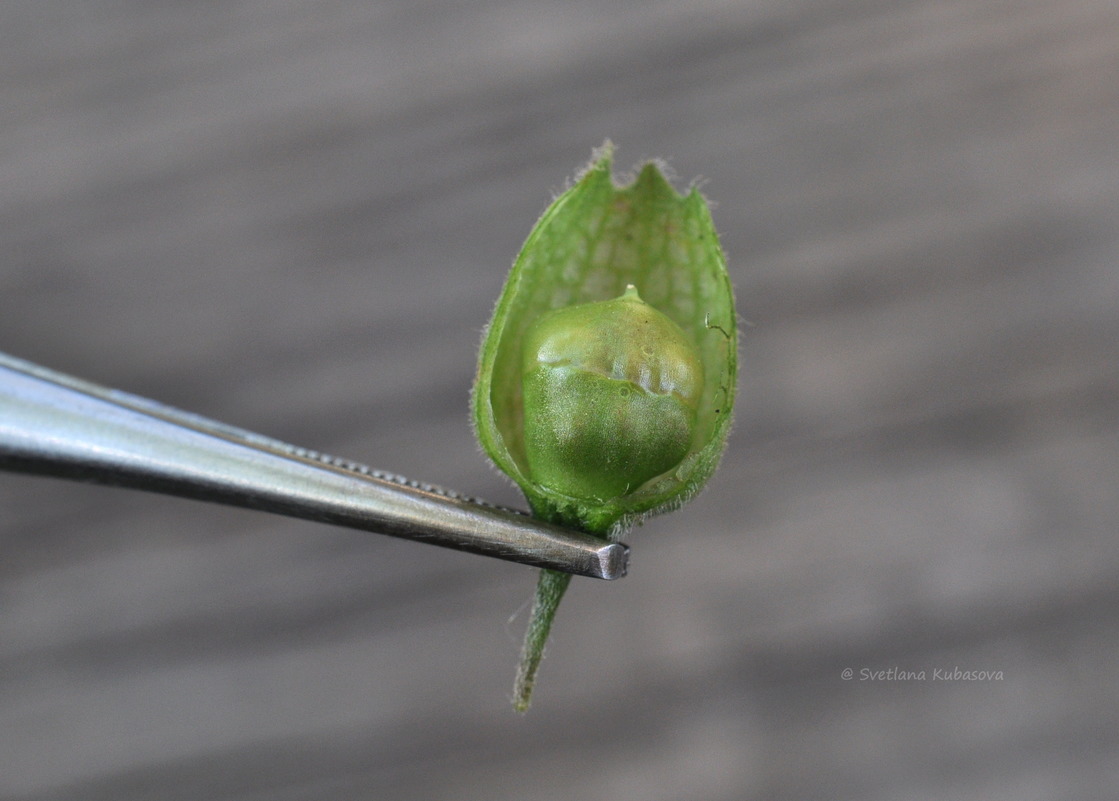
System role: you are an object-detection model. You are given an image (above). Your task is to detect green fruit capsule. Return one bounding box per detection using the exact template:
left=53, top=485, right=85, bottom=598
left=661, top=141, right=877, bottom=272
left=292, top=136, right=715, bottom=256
left=471, top=145, right=737, bottom=711
left=521, top=285, right=703, bottom=501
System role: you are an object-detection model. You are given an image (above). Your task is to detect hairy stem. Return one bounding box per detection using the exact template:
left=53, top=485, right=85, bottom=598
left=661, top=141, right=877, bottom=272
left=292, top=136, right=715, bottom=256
left=512, top=568, right=574, bottom=713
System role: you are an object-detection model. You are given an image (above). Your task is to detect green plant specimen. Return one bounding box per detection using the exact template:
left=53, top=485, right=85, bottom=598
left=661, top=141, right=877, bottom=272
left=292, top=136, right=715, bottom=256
left=472, top=144, right=737, bottom=711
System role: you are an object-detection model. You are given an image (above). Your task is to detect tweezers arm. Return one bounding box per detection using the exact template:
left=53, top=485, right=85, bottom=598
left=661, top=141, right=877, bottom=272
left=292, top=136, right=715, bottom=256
left=0, top=353, right=627, bottom=580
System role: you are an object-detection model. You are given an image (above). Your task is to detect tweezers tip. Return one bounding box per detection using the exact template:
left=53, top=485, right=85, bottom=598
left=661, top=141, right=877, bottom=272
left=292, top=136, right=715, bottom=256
left=596, top=542, right=630, bottom=580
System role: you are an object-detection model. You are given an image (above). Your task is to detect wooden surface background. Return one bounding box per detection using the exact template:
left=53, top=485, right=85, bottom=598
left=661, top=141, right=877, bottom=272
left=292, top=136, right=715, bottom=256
left=3, top=1, right=1118, bottom=799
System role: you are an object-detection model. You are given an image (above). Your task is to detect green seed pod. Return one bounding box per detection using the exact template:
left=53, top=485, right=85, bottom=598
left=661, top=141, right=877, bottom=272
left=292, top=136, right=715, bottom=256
left=472, top=144, right=737, bottom=711
left=521, top=284, right=703, bottom=502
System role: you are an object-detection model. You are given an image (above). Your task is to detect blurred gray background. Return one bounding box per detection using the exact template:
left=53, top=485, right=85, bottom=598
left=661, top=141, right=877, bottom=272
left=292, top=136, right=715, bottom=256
left=2, top=1, right=1118, bottom=799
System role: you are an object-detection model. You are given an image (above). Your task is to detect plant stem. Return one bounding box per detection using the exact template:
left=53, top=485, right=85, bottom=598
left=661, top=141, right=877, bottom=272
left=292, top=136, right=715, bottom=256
left=512, top=568, right=573, bottom=713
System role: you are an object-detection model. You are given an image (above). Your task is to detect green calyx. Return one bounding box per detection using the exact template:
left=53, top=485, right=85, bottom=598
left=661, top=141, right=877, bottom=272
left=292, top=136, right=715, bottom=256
left=473, top=144, right=737, bottom=536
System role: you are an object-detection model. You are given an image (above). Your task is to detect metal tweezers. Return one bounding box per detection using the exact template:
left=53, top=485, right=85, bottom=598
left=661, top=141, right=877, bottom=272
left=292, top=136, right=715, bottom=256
left=0, top=352, right=627, bottom=580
